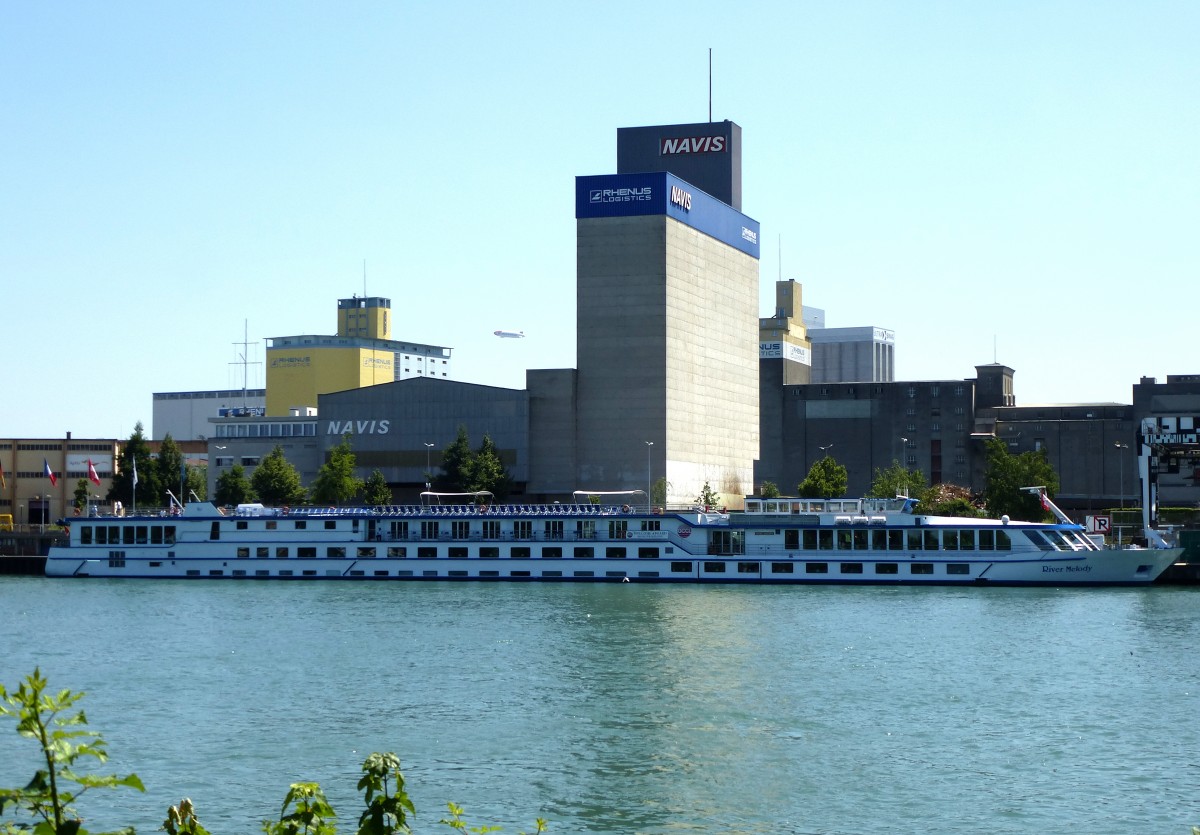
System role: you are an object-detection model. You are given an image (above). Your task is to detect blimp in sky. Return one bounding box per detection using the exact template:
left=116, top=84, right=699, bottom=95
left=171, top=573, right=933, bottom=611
left=493, top=329, right=525, bottom=339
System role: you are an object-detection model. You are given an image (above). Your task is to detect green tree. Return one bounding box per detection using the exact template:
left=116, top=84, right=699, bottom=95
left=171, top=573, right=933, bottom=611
left=186, top=466, right=208, bottom=502
left=981, top=437, right=1060, bottom=521
left=214, top=463, right=254, bottom=507
left=157, top=434, right=185, bottom=503
left=310, top=436, right=363, bottom=506
left=73, top=479, right=91, bottom=514
left=0, top=668, right=144, bottom=834
left=439, top=425, right=474, bottom=492
left=363, top=470, right=392, bottom=506
left=695, top=481, right=720, bottom=508
left=107, top=422, right=161, bottom=510
left=651, top=477, right=672, bottom=508
left=469, top=435, right=511, bottom=498
left=797, top=455, right=848, bottom=499
left=867, top=461, right=927, bottom=499
left=759, top=481, right=781, bottom=498
left=918, top=483, right=982, bottom=517
left=253, top=446, right=309, bottom=507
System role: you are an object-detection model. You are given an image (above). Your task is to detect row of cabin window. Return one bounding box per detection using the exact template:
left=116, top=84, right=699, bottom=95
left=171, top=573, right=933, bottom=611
left=203, top=561, right=969, bottom=578
left=225, top=518, right=662, bottom=532
left=234, top=545, right=669, bottom=560
left=225, top=519, right=662, bottom=537
left=788, top=528, right=1011, bottom=551
left=234, top=519, right=338, bottom=530
left=756, top=561, right=967, bottom=575
left=80, top=525, right=176, bottom=545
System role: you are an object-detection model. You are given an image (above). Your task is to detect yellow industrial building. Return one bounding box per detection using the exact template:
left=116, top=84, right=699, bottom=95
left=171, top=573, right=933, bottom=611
left=264, top=296, right=452, bottom=416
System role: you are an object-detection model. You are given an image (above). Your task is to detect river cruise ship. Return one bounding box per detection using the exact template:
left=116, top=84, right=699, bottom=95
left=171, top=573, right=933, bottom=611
left=45, top=491, right=1180, bottom=585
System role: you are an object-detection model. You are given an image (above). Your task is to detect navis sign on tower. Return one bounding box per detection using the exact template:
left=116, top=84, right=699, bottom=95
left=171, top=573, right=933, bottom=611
left=660, top=135, right=727, bottom=155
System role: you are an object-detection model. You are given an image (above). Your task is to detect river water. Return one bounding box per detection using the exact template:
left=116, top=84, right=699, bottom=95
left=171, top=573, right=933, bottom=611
left=1, top=578, right=1197, bottom=834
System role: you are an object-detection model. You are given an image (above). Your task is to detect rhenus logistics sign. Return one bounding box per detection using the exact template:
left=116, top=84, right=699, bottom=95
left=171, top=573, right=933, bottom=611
left=576, top=172, right=760, bottom=259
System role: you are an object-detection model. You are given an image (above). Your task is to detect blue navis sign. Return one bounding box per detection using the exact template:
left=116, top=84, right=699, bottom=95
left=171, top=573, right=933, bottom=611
left=576, top=172, right=760, bottom=259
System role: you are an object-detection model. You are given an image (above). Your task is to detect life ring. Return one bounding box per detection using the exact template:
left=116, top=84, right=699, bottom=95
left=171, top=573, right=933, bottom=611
left=622, top=504, right=631, bottom=513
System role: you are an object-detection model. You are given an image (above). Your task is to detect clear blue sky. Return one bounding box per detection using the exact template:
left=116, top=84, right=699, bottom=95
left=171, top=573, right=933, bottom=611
left=3, top=2, right=1196, bottom=440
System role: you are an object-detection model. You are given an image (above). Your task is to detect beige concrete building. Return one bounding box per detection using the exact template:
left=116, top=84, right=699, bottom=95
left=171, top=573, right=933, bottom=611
left=575, top=169, right=761, bottom=508
left=0, top=436, right=118, bottom=525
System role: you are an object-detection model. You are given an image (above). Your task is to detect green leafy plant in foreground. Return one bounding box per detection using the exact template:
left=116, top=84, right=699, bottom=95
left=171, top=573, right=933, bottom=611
left=356, top=753, right=413, bottom=835
left=262, top=783, right=336, bottom=835
left=3, top=670, right=546, bottom=835
left=0, top=668, right=144, bottom=835
left=161, top=799, right=210, bottom=835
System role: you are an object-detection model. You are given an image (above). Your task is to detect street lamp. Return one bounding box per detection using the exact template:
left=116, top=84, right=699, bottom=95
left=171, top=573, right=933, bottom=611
left=424, top=443, right=435, bottom=491
left=899, top=437, right=908, bottom=465
left=1114, top=442, right=1128, bottom=509
left=819, top=443, right=834, bottom=457
left=645, top=441, right=654, bottom=513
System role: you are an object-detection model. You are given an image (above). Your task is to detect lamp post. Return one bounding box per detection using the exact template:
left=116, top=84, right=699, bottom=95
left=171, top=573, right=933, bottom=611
left=645, top=441, right=654, bottom=513
left=819, top=443, right=834, bottom=458
left=424, top=443, right=435, bottom=491
left=899, top=437, right=908, bottom=466
left=1114, top=442, right=1128, bottom=509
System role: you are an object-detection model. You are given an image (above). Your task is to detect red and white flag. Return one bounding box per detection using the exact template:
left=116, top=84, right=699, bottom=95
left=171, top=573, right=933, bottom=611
left=43, top=458, right=57, bottom=487
left=87, top=459, right=101, bottom=486
left=1040, top=491, right=1051, bottom=512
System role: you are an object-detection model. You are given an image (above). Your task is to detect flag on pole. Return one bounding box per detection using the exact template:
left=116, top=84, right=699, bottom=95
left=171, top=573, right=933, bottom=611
left=43, top=458, right=58, bottom=487
left=132, top=459, right=139, bottom=489
left=0, top=459, right=6, bottom=489
left=87, top=459, right=101, bottom=486
left=1040, top=491, right=1051, bottom=512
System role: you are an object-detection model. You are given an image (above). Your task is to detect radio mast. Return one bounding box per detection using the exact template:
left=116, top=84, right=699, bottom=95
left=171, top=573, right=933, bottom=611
left=231, top=320, right=260, bottom=410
